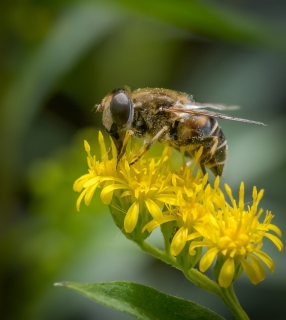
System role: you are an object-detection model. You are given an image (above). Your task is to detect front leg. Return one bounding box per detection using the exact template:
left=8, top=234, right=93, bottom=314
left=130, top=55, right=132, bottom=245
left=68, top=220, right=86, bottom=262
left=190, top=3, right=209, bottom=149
left=130, top=126, right=169, bottom=166
left=116, top=131, right=133, bottom=167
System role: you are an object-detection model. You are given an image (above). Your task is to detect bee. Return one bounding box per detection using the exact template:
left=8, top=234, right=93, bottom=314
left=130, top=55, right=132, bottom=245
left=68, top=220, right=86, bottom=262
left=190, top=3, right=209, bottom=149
left=96, top=87, right=265, bottom=176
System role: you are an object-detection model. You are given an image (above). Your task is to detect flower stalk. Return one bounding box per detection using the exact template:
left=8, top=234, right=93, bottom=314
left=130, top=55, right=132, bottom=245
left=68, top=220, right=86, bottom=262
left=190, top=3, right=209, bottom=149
left=135, top=239, right=249, bottom=320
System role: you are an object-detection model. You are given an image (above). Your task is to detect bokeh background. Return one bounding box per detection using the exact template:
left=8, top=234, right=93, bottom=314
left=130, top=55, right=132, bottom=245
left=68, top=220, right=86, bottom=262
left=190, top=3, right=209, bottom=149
left=1, top=1, right=286, bottom=319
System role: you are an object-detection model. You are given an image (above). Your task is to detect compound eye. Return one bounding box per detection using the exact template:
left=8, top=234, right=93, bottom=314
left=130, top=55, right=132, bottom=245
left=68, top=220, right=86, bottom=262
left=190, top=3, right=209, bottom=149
left=110, top=92, right=132, bottom=127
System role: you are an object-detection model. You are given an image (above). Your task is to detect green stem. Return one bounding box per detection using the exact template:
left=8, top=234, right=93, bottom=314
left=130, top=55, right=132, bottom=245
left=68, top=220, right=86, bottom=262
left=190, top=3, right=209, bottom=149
left=136, top=240, right=222, bottom=297
left=184, top=268, right=221, bottom=296
left=228, top=284, right=240, bottom=306
left=135, top=240, right=249, bottom=320
left=184, top=270, right=249, bottom=319
left=134, top=240, right=177, bottom=266
left=220, top=287, right=249, bottom=320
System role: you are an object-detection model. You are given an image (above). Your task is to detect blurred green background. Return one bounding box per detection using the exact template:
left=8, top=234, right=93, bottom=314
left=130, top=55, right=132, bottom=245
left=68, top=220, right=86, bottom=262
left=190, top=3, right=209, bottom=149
left=1, top=1, right=286, bottom=319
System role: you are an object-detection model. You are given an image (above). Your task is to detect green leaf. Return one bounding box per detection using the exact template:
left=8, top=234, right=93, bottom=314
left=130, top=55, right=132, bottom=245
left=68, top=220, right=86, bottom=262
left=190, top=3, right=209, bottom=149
left=55, top=281, right=224, bottom=320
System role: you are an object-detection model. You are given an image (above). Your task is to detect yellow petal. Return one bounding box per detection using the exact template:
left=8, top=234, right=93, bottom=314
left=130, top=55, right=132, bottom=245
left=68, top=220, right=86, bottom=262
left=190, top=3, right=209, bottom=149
left=73, top=174, right=92, bottom=191
left=120, top=190, right=132, bottom=198
left=184, top=187, right=193, bottom=198
left=253, top=250, right=274, bottom=272
left=144, top=198, right=163, bottom=221
left=239, top=255, right=265, bottom=284
left=267, top=223, right=282, bottom=238
left=110, top=136, right=117, bottom=158
left=189, top=241, right=206, bottom=253
left=257, top=189, right=264, bottom=203
left=249, top=254, right=266, bottom=283
left=194, top=225, right=211, bottom=239
left=84, top=185, right=98, bottom=206
left=202, top=172, right=208, bottom=187
left=170, top=227, right=188, bottom=256
left=124, top=201, right=139, bottom=233
left=98, top=131, right=107, bottom=156
left=76, top=188, right=88, bottom=212
left=100, top=184, right=128, bottom=204
left=142, top=220, right=160, bottom=233
left=154, top=195, right=179, bottom=206
left=218, top=257, right=235, bottom=288
left=239, top=257, right=258, bottom=284
left=225, top=184, right=234, bottom=206
left=100, top=176, right=126, bottom=184
left=214, top=176, right=220, bottom=189
left=143, top=215, right=176, bottom=233
left=84, top=140, right=90, bottom=152
left=252, top=186, right=257, bottom=199
left=187, top=232, right=202, bottom=241
left=172, top=174, right=178, bottom=186
left=199, top=247, right=219, bottom=272
left=239, top=182, right=244, bottom=211
left=83, top=176, right=101, bottom=188
left=195, top=146, right=203, bottom=160
left=264, top=233, right=284, bottom=252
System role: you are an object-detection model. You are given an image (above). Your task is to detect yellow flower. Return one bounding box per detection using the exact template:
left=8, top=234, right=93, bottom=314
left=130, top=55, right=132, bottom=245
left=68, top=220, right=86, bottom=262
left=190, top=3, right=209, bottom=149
left=74, top=131, right=179, bottom=235
left=74, top=131, right=283, bottom=286
left=102, top=146, right=179, bottom=234
left=143, top=150, right=216, bottom=254
left=73, top=132, right=119, bottom=211
left=189, top=182, right=283, bottom=288
left=144, top=179, right=211, bottom=256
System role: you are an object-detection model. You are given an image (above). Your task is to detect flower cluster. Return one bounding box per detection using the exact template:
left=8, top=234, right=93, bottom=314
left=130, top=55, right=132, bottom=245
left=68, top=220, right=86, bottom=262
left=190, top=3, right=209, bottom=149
left=74, top=131, right=283, bottom=288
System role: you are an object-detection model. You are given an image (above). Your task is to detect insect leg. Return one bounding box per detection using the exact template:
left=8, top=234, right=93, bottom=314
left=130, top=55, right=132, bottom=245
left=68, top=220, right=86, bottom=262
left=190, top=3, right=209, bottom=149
left=130, top=126, right=169, bottom=166
left=200, top=164, right=207, bottom=176
left=116, top=131, right=133, bottom=167
left=182, top=135, right=218, bottom=176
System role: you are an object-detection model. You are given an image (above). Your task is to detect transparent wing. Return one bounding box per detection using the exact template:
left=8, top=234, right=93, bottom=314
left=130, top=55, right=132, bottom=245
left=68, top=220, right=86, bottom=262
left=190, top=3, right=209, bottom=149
left=166, top=107, right=267, bottom=126
left=189, top=102, right=240, bottom=111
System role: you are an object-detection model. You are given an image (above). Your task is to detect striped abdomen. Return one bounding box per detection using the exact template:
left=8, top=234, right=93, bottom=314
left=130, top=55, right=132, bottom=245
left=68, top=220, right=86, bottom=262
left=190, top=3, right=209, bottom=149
left=202, top=117, right=227, bottom=176
left=170, top=115, right=228, bottom=176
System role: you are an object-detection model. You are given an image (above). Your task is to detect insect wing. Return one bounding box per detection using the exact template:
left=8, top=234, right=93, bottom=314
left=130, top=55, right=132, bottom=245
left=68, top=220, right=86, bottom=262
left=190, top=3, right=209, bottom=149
left=190, top=102, right=240, bottom=111
left=166, top=107, right=266, bottom=126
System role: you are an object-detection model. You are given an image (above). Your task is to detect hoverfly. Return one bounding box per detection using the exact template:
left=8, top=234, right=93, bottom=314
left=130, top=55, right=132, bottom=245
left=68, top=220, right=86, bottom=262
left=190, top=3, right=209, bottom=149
left=96, top=87, right=265, bottom=176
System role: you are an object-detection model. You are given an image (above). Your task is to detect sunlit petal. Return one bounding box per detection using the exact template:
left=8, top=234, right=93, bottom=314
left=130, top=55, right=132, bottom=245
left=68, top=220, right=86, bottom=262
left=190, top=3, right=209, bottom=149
left=73, top=174, right=92, bottom=191
left=199, top=248, right=219, bottom=272
left=100, top=184, right=128, bottom=204
left=249, top=254, right=266, bottom=283
left=170, top=227, right=188, bottom=256
left=124, top=202, right=139, bottom=233
left=238, top=257, right=261, bottom=284
left=76, top=188, right=88, bottom=212
left=154, top=195, right=179, bottom=206
left=267, top=224, right=282, bottom=237
left=144, top=198, right=163, bottom=221
left=253, top=250, right=274, bottom=272
left=83, top=176, right=101, bottom=188
left=84, top=184, right=98, bottom=206
left=264, top=233, right=284, bottom=251
left=142, top=220, right=160, bottom=233
left=218, top=258, right=235, bottom=288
